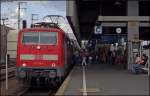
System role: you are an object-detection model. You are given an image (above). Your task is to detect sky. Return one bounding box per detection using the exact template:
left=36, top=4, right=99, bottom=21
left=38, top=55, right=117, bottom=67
left=1, top=0, right=77, bottom=40
left=1, top=1, right=66, bottom=27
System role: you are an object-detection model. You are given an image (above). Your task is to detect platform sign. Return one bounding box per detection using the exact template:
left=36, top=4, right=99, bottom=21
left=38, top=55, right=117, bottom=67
left=95, top=26, right=102, bottom=35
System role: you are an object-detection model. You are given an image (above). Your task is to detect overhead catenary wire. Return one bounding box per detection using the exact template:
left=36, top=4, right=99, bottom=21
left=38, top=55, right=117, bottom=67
left=36, top=1, right=73, bottom=38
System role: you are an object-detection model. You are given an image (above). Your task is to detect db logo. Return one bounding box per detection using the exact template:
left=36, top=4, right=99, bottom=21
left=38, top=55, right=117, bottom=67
left=35, top=55, right=43, bottom=60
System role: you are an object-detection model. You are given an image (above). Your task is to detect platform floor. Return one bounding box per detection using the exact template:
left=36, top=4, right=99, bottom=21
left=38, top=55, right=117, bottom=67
left=56, top=63, right=149, bottom=95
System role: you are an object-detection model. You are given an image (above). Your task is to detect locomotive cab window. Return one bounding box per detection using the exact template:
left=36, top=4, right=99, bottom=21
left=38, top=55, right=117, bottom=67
left=40, top=32, right=57, bottom=45
left=22, top=32, right=39, bottom=44
left=22, top=32, right=57, bottom=45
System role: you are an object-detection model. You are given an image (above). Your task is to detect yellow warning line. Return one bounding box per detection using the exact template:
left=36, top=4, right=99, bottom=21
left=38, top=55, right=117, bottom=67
left=55, top=68, right=74, bottom=95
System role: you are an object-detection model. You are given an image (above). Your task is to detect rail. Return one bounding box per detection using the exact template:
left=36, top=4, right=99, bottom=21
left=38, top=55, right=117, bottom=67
left=17, top=87, right=56, bottom=96
left=0, top=63, right=15, bottom=69
left=0, top=67, right=16, bottom=81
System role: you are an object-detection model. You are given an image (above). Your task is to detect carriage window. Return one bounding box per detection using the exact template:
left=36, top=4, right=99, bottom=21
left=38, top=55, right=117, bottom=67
left=40, top=32, right=57, bottom=44
left=22, top=33, right=39, bottom=44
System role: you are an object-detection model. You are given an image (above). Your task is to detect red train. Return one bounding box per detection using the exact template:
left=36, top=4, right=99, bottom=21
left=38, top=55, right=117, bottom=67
left=16, top=22, right=74, bottom=86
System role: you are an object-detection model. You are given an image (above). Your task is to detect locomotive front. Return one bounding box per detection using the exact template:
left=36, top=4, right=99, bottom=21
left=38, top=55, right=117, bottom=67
left=16, top=28, right=64, bottom=86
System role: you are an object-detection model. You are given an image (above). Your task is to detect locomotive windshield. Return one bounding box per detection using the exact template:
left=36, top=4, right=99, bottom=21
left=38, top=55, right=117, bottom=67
left=22, top=32, right=57, bottom=45
left=40, top=32, right=57, bottom=44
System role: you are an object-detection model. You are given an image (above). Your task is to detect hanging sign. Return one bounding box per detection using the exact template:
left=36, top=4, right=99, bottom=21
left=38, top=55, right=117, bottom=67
left=95, top=25, right=102, bottom=34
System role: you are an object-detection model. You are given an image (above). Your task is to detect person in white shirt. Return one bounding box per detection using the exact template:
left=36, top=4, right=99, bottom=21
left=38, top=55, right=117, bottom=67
left=82, top=55, right=87, bottom=66
left=110, top=44, right=115, bottom=52
left=81, top=49, right=87, bottom=66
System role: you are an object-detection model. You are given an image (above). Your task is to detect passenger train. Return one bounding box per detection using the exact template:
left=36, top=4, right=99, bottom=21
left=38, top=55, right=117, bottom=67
left=16, top=22, right=75, bottom=86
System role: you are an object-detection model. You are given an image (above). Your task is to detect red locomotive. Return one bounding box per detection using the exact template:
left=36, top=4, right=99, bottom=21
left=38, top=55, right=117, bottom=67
left=16, top=22, right=74, bottom=86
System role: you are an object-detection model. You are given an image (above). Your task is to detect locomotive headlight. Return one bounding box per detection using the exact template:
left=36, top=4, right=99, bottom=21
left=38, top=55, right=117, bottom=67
left=22, top=63, right=26, bottom=67
left=52, top=62, right=56, bottom=67
left=37, top=45, right=41, bottom=50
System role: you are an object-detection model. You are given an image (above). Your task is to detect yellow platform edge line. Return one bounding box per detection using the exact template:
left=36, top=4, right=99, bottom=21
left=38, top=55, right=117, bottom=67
left=55, top=68, right=74, bottom=95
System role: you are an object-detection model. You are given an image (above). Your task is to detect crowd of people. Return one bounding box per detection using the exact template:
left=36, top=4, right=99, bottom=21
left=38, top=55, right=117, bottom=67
left=73, top=42, right=127, bottom=69
left=73, top=39, right=148, bottom=74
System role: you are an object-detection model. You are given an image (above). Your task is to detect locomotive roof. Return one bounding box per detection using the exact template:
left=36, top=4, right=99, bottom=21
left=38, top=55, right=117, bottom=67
left=20, top=27, right=64, bottom=33
left=20, top=28, right=70, bottom=38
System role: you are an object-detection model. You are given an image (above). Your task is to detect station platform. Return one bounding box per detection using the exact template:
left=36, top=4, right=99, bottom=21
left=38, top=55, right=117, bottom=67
left=56, top=63, right=149, bottom=95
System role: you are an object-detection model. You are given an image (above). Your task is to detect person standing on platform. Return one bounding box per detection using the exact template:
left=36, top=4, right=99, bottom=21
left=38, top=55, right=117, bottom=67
left=110, top=44, right=115, bottom=65
left=95, top=54, right=99, bottom=64
left=81, top=50, right=87, bottom=66
left=88, top=54, right=93, bottom=65
left=74, top=50, right=79, bottom=65
left=107, top=50, right=112, bottom=65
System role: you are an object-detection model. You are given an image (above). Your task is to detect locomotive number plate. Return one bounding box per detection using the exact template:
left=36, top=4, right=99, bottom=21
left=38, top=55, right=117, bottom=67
left=35, top=55, right=43, bottom=60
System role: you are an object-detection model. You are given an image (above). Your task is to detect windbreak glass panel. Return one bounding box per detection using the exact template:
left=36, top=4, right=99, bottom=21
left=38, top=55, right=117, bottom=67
left=40, top=32, right=57, bottom=44
left=22, top=32, right=39, bottom=44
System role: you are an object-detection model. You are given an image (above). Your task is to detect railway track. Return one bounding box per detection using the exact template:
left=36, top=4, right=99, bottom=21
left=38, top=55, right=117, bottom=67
left=17, top=80, right=62, bottom=96
left=0, top=61, right=16, bottom=81
left=0, top=62, right=15, bottom=69
left=17, top=87, right=57, bottom=96
left=0, top=67, right=16, bottom=81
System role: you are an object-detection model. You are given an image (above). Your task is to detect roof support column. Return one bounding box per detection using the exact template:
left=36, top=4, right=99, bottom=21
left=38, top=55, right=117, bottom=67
left=127, top=0, right=139, bottom=70
left=127, top=0, right=139, bottom=41
left=66, top=0, right=80, bottom=44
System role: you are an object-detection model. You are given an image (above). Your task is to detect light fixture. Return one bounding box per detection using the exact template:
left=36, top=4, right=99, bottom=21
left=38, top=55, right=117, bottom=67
left=114, top=1, right=121, bottom=5
left=116, top=27, right=122, bottom=34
